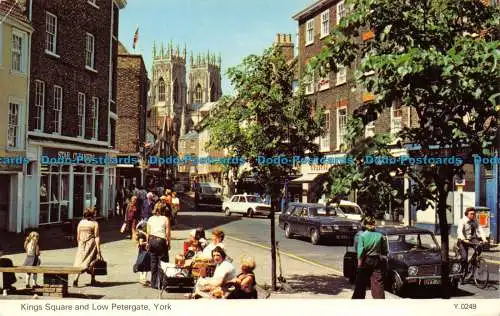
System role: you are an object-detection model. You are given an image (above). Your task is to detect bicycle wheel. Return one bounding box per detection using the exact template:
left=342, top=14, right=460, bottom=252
left=473, top=258, right=489, bottom=289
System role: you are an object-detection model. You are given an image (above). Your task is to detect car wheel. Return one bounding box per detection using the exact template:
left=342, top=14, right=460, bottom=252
left=284, top=223, right=292, bottom=238
left=224, top=208, right=231, bottom=217
left=247, top=208, right=254, bottom=218
left=391, top=272, right=404, bottom=296
left=310, top=228, right=320, bottom=245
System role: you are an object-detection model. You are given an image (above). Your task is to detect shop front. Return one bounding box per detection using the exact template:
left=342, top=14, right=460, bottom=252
left=24, top=144, right=116, bottom=230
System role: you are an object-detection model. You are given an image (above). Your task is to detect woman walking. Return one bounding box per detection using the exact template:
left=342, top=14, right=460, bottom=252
left=147, top=203, right=171, bottom=289
left=23, top=231, right=41, bottom=288
left=126, top=196, right=139, bottom=240
left=134, top=220, right=151, bottom=286
left=73, top=207, right=102, bottom=287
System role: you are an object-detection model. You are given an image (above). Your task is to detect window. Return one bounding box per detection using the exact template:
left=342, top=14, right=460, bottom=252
left=158, top=78, right=165, bottom=101
left=336, top=66, right=347, bottom=85
left=91, top=97, right=99, bottom=139
left=336, top=0, right=345, bottom=25
left=337, top=107, right=347, bottom=149
left=318, top=74, right=330, bottom=91
left=194, top=83, right=202, bottom=104
left=7, top=102, right=20, bottom=148
left=45, top=12, right=57, bottom=54
left=320, top=111, right=330, bottom=152
left=320, top=10, right=330, bottom=38
left=306, top=18, right=314, bottom=45
left=304, top=72, right=314, bottom=95
left=34, top=80, right=45, bottom=131
left=53, top=86, right=63, bottom=134
left=391, top=101, right=403, bottom=134
left=78, top=93, right=86, bottom=137
left=11, top=30, right=25, bottom=73
left=85, top=33, right=95, bottom=69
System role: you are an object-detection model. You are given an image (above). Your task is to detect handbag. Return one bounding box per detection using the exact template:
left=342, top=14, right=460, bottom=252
left=90, top=255, right=107, bottom=276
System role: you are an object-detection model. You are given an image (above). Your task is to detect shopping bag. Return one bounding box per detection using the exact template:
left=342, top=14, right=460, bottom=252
left=120, top=222, right=128, bottom=234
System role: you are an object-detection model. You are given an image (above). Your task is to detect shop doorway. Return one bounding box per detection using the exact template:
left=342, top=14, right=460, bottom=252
left=0, top=175, right=10, bottom=231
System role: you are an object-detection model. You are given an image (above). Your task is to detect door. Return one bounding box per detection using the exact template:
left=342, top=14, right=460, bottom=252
left=0, top=175, right=10, bottom=231
left=486, top=178, right=497, bottom=242
left=288, top=206, right=302, bottom=234
left=297, top=207, right=309, bottom=236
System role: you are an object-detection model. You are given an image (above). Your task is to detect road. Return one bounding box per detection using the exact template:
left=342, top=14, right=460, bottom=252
left=177, top=209, right=500, bottom=299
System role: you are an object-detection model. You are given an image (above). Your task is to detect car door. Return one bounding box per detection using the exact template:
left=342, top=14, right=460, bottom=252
left=288, top=206, right=302, bottom=234
left=228, top=195, right=238, bottom=212
left=297, top=207, right=310, bottom=236
left=237, top=196, right=246, bottom=214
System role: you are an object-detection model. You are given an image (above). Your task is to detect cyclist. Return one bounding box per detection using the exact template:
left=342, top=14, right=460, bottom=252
left=457, top=207, right=487, bottom=282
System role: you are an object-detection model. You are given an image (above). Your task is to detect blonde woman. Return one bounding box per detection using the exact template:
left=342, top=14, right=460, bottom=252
left=73, top=207, right=102, bottom=287
left=23, top=231, right=41, bottom=288
left=227, top=255, right=257, bottom=299
left=147, top=203, right=171, bottom=289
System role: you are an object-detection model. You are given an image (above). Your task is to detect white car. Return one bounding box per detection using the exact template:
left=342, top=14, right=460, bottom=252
left=327, top=200, right=365, bottom=221
left=222, top=194, right=272, bottom=217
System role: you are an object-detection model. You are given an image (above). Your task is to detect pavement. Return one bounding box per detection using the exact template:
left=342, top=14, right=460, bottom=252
left=0, top=215, right=397, bottom=300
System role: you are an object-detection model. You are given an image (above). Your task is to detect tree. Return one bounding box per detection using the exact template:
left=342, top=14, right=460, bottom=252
left=310, top=0, right=499, bottom=297
left=206, top=47, right=323, bottom=290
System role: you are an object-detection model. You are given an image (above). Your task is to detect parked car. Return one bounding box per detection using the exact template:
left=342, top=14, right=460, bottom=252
left=343, top=226, right=462, bottom=295
left=328, top=200, right=365, bottom=221
left=222, top=194, right=272, bottom=217
left=278, top=202, right=361, bottom=245
left=195, top=182, right=223, bottom=210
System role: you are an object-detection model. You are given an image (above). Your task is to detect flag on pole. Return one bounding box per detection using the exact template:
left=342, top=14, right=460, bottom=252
left=132, top=26, right=139, bottom=50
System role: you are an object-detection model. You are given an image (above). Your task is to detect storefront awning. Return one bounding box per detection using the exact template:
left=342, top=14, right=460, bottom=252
left=290, top=173, right=321, bottom=183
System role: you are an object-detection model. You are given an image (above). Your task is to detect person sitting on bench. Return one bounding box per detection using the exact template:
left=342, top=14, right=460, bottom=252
left=0, top=248, right=16, bottom=291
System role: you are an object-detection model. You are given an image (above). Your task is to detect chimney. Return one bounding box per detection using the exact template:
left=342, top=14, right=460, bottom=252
left=274, top=33, right=294, bottom=62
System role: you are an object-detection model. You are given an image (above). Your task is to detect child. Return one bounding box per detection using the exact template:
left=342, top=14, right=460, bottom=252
left=134, top=220, right=150, bottom=286
left=23, top=231, right=40, bottom=288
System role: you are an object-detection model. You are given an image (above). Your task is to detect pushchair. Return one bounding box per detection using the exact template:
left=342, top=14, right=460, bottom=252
left=158, top=257, right=215, bottom=299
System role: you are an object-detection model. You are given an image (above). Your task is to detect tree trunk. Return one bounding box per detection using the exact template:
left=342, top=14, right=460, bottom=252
left=437, top=176, right=452, bottom=299
left=270, top=206, right=277, bottom=291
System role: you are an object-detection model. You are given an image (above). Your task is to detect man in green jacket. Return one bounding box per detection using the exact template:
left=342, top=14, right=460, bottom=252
left=352, top=217, right=387, bottom=299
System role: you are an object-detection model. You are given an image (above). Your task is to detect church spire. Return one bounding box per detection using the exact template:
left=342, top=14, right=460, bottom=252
left=152, top=41, right=156, bottom=59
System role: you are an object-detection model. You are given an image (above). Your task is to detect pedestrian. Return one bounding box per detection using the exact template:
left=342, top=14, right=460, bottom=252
left=134, top=220, right=151, bottom=286
left=23, top=231, right=41, bottom=288
left=171, top=192, right=180, bottom=225
left=201, top=229, right=225, bottom=259
left=146, top=203, right=171, bottom=289
left=226, top=255, right=258, bottom=299
left=142, top=192, right=154, bottom=220
left=73, top=207, right=102, bottom=287
left=352, top=216, right=387, bottom=299
left=0, top=247, right=16, bottom=292
left=125, top=196, right=140, bottom=240
left=116, top=187, right=124, bottom=216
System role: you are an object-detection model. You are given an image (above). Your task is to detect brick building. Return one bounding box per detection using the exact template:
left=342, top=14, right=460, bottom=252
left=289, top=0, right=418, bottom=203
left=24, top=0, right=126, bottom=230
left=116, top=41, right=149, bottom=189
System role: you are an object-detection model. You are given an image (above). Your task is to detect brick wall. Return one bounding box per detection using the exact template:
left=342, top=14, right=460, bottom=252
left=28, top=0, right=115, bottom=143
left=116, top=54, right=148, bottom=154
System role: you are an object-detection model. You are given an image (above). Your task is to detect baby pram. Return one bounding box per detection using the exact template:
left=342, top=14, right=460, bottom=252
left=158, top=259, right=216, bottom=298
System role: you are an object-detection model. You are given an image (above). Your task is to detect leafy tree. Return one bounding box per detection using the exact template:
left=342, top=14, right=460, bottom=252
left=206, top=47, right=323, bottom=289
left=310, top=0, right=499, bottom=297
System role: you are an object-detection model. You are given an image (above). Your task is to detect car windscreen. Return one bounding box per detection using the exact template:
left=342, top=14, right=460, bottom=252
left=339, top=205, right=362, bottom=215
left=246, top=196, right=262, bottom=203
left=201, top=186, right=221, bottom=194
left=387, top=233, right=439, bottom=252
left=309, top=207, right=341, bottom=217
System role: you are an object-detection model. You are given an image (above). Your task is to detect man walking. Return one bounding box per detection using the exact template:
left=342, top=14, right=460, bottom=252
left=352, top=217, right=387, bottom=299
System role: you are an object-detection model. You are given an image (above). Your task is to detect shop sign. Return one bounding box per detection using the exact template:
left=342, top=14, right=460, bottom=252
left=42, top=147, right=107, bottom=164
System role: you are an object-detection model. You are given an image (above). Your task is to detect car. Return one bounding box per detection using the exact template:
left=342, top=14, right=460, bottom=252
left=278, top=202, right=361, bottom=245
left=222, top=194, right=272, bottom=217
left=195, top=182, right=223, bottom=210
left=329, top=200, right=365, bottom=221
left=343, top=226, right=462, bottom=295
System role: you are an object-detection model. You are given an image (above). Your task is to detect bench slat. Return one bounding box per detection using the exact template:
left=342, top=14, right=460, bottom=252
left=0, top=266, right=85, bottom=274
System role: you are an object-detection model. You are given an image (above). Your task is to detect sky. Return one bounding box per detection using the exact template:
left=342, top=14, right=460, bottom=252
left=118, top=0, right=313, bottom=95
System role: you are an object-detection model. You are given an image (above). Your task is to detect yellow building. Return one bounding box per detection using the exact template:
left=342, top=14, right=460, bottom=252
left=0, top=1, right=32, bottom=232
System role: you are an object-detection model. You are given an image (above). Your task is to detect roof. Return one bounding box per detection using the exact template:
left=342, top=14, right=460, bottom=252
left=376, top=226, right=433, bottom=235
left=0, top=0, right=30, bottom=25
left=292, top=0, right=336, bottom=21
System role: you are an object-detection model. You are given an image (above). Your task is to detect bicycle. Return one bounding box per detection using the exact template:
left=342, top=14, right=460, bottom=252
left=455, top=239, right=489, bottom=289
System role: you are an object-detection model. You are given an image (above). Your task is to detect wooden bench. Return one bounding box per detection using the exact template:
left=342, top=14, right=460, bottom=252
left=0, top=266, right=85, bottom=297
